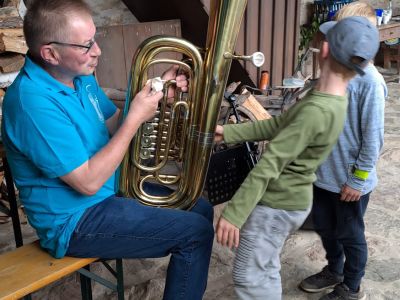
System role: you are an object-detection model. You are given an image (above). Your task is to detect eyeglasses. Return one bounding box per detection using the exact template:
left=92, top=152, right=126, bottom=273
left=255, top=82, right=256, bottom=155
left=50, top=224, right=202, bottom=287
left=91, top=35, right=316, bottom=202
left=46, top=39, right=96, bottom=54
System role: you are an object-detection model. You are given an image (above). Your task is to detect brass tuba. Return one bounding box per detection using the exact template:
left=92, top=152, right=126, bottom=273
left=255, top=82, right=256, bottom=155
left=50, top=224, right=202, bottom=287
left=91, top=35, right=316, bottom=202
left=117, top=0, right=264, bottom=209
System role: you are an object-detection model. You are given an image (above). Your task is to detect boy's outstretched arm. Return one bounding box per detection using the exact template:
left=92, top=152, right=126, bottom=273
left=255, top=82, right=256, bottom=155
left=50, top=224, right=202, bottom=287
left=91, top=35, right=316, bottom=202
left=217, top=105, right=328, bottom=247
left=221, top=113, right=284, bottom=144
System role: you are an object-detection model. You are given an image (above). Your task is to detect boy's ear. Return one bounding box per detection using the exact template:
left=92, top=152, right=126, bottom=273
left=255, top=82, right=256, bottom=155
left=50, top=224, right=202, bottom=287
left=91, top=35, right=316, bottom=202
left=320, top=41, right=330, bottom=59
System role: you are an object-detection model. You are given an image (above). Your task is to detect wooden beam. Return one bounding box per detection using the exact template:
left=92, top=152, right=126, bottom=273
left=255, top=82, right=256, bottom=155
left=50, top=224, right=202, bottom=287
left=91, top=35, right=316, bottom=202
left=240, top=88, right=271, bottom=120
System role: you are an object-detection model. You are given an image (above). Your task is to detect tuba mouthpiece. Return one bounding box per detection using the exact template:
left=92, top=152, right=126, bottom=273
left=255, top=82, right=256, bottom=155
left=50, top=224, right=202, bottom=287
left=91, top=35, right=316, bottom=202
left=224, top=51, right=265, bottom=67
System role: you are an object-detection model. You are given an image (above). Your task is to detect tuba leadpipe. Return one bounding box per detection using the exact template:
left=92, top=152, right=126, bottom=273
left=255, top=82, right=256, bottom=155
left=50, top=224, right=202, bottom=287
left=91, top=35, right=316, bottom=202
left=117, top=0, right=249, bottom=209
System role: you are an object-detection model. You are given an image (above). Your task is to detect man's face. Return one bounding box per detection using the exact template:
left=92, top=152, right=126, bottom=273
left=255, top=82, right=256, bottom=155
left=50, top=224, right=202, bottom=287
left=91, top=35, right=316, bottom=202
left=56, top=14, right=101, bottom=77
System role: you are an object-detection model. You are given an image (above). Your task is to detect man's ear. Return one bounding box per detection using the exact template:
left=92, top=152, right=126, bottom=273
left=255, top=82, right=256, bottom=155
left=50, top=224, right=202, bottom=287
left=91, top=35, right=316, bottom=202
left=40, top=45, right=60, bottom=65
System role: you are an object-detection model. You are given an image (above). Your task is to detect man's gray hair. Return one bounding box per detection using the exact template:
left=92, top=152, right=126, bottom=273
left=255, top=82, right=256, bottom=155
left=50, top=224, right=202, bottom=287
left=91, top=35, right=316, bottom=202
left=23, top=0, right=92, bottom=58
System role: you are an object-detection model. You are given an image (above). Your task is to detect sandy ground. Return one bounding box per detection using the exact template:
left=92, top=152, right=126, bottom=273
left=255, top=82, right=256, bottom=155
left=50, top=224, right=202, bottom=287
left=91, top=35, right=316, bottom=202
left=1, top=69, right=399, bottom=299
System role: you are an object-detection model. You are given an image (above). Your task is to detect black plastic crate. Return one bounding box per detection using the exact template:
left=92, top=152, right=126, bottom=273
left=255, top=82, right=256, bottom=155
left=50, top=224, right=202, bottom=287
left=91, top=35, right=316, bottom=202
left=205, top=144, right=255, bottom=206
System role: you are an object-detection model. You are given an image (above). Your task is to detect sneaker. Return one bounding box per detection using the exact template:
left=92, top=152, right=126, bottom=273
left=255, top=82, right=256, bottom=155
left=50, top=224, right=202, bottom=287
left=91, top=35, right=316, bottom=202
left=299, top=266, right=344, bottom=293
left=320, top=283, right=366, bottom=300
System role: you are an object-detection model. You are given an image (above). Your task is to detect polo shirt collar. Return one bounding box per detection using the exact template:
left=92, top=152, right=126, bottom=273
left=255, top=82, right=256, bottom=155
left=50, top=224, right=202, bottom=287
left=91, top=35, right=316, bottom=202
left=23, top=54, right=79, bottom=95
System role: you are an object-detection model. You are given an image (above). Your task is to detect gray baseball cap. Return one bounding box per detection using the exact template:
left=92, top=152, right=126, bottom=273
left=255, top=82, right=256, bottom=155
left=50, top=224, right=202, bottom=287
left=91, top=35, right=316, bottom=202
left=319, top=16, right=379, bottom=76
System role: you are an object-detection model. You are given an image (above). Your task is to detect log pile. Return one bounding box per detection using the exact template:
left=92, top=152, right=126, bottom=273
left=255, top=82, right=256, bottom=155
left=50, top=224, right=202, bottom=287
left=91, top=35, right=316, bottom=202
left=0, top=0, right=26, bottom=223
left=0, top=0, right=26, bottom=99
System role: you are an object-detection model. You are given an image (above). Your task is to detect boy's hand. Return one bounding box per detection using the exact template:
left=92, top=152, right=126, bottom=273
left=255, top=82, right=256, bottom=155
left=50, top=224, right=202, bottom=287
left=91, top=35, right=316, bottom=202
left=216, top=216, right=240, bottom=249
left=214, top=125, right=224, bottom=142
left=340, top=184, right=361, bottom=202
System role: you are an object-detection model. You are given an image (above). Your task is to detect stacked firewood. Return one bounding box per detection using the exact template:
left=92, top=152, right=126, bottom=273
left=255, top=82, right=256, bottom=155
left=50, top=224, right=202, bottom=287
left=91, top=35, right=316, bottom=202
left=0, top=0, right=27, bottom=223
left=0, top=0, right=27, bottom=98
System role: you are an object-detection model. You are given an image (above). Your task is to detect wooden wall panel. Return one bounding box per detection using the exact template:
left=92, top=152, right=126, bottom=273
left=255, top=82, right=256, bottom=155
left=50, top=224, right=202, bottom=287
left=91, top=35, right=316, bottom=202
left=122, top=21, right=182, bottom=80
left=236, top=14, right=246, bottom=69
left=271, top=0, right=286, bottom=87
left=233, top=0, right=301, bottom=88
left=285, top=1, right=297, bottom=78
left=95, top=20, right=181, bottom=90
left=259, top=0, right=274, bottom=80
left=105, top=0, right=301, bottom=90
left=95, top=26, right=126, bottom=90
left=245, top=0, right=260, bottom=82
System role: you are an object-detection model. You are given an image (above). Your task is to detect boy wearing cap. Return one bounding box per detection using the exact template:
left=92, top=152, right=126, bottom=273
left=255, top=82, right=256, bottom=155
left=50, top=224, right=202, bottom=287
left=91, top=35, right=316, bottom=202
left=299, top=3, right=387, bottom=300
left=213, top=16, right=380, bottom=300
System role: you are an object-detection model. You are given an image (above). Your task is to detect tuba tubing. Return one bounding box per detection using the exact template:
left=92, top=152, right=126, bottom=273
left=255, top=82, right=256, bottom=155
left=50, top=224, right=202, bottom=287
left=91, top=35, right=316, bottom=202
left=117, top=0, right=248, bottom=209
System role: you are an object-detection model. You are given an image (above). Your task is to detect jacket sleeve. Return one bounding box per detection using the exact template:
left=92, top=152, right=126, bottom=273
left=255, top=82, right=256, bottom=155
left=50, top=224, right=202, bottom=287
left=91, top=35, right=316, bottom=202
left=346, top=80, right=387, bottom=190
left=221, top=105, right=327, bottom=228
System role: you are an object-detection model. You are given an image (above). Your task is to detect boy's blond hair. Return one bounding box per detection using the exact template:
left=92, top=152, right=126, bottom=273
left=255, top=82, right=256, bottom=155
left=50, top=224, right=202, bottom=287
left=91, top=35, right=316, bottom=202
left=334, top=1, right=376, bottom=25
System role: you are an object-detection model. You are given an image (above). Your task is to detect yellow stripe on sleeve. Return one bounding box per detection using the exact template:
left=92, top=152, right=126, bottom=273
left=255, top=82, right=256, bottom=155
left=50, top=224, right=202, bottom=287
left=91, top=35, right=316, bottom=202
left=353, top=169, right=369, bottom=180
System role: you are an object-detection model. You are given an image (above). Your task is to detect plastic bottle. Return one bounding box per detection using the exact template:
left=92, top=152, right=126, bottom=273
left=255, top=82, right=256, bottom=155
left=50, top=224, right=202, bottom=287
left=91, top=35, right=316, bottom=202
left=259, top=71, right=269, bottom=90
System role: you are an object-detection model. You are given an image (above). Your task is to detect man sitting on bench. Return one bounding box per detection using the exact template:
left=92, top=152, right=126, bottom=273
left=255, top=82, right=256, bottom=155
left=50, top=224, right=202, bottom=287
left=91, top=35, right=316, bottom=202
left=1, top=1, right=214, bottom=299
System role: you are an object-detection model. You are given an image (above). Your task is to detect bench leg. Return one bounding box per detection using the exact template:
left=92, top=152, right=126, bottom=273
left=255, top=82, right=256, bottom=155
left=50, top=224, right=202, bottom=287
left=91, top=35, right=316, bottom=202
left=3, top=158, right=23, bottom=248
left=80, top=265, right=93, bottom=300
left=116, top=259, right=124, bottom=300
left=78, top=260, right=124, bottom=299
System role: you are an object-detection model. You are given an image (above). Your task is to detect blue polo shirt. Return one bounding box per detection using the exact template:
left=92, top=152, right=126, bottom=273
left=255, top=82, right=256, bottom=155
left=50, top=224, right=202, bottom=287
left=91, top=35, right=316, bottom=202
left=1, top=56, right=117, bottom=258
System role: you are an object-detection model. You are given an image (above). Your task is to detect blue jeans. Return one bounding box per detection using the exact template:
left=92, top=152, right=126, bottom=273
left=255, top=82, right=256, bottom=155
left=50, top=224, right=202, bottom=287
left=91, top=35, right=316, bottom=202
left=66, top=184, right=214, bottom=300
left=312, top=185, right=370, bottom=292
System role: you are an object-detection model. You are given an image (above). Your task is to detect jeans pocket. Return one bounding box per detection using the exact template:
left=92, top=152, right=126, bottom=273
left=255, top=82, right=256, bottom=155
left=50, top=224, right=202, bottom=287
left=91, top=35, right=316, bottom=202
left=268, top=214, right=290, bottom=249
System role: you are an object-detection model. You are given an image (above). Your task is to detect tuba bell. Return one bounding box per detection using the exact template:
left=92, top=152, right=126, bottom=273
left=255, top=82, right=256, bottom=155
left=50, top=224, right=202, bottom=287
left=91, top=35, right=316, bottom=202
left=117, top=0, right=263, bottom=209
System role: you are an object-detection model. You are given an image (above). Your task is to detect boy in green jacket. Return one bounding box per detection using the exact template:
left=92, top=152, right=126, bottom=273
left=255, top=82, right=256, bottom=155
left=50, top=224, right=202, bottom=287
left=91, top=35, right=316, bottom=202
left=214, top=16, right=380, bottom=300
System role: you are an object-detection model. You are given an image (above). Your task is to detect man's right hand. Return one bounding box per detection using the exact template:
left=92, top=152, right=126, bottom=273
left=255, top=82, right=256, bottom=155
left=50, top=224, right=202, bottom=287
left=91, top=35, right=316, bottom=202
left=61, top=83, right=162, bottom=196
left=128, top=82, right=163, bottom=123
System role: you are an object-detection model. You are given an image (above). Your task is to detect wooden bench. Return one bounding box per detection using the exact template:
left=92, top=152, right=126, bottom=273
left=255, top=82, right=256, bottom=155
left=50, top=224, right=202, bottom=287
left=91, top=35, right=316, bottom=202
left=0, top=143, right=125, bottom=299
left=0, top=241, right=124, bottom=300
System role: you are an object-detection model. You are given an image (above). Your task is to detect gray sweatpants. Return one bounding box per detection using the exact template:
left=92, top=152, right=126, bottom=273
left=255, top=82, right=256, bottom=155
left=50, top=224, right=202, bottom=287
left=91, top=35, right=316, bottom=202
left=233, top=205, right=311, bottom=300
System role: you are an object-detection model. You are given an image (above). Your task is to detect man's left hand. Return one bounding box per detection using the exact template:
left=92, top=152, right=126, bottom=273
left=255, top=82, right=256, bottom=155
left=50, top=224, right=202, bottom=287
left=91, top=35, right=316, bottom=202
left=340, top=184, right=361, bottom=202
left=161, top=65, right=188, bottom=99
left=216, top=216, right=240, bottom=249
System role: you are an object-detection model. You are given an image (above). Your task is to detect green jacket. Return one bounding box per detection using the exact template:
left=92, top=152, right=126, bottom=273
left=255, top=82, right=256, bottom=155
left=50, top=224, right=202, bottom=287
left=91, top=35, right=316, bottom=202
left=222, top=90, right=348, bottom=228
